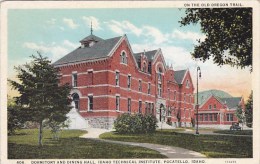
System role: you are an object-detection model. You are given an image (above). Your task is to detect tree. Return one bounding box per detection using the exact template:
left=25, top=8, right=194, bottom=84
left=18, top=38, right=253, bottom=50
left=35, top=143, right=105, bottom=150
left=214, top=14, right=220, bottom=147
left=245, top=91, right=253, bottom=128
left=180, top=8, right=252, bottom=70
left=9, top=53, right=71, bottom=146
left=235, top=105, right=245, bottom=130
left=7, top=96, right=26, bottom=135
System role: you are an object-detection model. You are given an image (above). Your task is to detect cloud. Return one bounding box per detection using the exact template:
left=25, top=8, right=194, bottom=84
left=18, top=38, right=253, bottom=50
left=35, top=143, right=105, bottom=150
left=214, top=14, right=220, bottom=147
left=63, top=18, right=79, bottom=29
left=63, top=40, right=78, bottom=49
left=105, top=20, right=142, bottom=36
left=23, top=40, right=79, bottom=62
left=106, top=20, right=169, bottom=44
left=82, top=16, right=101, bottom=31
left=131, top=43, right=194, bottom=70
left=142, top=26, right=168, bottom=44
left=172, top=30, right=206, bottom=43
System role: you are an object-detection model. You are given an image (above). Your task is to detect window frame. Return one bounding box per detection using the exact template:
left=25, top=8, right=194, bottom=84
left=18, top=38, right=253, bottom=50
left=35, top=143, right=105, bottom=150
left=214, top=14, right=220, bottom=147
left=88, top=95, right=93, bottom=111
left=72, top=73, right=78, bottom=87
left=116, top=96, right=120, bottom=111
left=115, top=72, right=120, bottom=86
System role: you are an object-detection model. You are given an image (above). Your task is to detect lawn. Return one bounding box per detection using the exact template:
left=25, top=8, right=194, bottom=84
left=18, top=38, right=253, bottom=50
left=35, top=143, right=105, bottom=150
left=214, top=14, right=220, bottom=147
left=213, top=130, right=253, bottom=135
left=8, top=129, right=166, bottom=159
left=100, top=130, right=252, bottom=158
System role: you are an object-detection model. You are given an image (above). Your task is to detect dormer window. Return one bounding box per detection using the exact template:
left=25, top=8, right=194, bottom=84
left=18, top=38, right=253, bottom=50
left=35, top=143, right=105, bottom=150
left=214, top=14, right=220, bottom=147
left=89, top=41, right=95, bottom=47
left=120, top=51, right=127, bottom=64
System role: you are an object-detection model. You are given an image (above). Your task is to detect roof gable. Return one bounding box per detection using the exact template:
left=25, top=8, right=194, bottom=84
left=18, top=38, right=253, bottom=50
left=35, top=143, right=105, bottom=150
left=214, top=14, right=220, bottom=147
left=174, top=70, right=187, bottom=85
left=220, top=97, right=242, bottom=109
left=134, top=49, right=158, bottom=62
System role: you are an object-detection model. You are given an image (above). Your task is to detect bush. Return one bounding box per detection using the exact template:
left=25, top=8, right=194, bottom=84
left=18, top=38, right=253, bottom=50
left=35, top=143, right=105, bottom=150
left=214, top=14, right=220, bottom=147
left=114, top=113, right=157, bottom=134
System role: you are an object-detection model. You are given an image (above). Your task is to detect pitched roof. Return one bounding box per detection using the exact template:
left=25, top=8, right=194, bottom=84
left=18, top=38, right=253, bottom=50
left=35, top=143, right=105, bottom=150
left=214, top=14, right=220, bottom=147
left=53, top=36, right=122, bottom=65
left=174, top=70, right=187, bottom=84
left=80, top=34, right=104, bottom=43
left=220, top=97, right=242, bottom=109
left=196, top=89, right=232, bottom=105
left=133, top=50, right=158, bottom=62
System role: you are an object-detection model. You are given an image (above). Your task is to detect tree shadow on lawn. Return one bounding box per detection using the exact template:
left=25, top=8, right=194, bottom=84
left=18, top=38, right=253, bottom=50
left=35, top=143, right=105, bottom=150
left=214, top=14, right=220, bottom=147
left=8, top=137, right=166, bottom=159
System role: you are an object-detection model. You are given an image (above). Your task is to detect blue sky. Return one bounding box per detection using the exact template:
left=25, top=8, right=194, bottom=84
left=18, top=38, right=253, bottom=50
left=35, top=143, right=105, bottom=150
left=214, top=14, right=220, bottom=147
left=8, top=8, right=252, bottom=99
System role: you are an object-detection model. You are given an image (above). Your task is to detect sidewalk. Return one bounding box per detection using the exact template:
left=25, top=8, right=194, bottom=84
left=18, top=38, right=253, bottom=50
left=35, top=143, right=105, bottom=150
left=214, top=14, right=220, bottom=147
left=80, top=128, right=206, bottom=158
left=179, top=129, right=252, bottom=137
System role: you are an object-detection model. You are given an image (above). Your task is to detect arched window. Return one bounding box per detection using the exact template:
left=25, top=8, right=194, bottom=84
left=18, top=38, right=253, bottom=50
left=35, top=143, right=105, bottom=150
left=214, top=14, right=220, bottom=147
left=72, top=93, right=80, bottom=110
left=158, top=67, right=163, bottom=81
left=121, top=51, right=127, bottom=64
left=142, top=62, right=147, bottom=72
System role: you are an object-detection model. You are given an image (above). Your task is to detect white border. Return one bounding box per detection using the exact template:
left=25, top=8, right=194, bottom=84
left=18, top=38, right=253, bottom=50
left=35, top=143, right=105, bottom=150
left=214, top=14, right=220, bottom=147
left=1, top=1, right=259, bottom=164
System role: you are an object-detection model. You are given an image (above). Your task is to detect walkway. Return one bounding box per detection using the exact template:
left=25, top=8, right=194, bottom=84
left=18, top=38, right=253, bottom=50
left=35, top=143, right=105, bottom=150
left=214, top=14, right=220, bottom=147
left=179, top=129, right=252, bottom=137
left=80, top=128, right=206, bottom=158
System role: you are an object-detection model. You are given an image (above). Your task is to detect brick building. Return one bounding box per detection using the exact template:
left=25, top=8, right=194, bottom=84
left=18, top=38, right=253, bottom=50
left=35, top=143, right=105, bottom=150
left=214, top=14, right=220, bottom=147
left=197, top=93, right=244, bottom=127
left=54, top=33, right=195, bottom=129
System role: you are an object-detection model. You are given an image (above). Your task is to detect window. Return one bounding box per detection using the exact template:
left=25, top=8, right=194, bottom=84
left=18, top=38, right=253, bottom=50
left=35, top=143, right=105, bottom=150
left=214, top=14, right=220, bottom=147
left=128, top=98, right=131, bottom=112
left=184, top=108, right=186, bottom=118
left=227, top=114, right=233, bottom=121
left=72, top=73, right=77, bottom=87
left=209, top=114, right=213, bottom=121
left=138, top=80, right=142, bottom=92
left=158, top=67, right=163, bottom=81
left=204, top=114, right=208, bottom=121
left=174, top=91, right=176, bottom=100
left=190, top=96, right=192, bottom=103
left=121, top=51, right=127, bottom=64
left=138, top=101, right=142, bottom=113
left=213, top=104, right=216, bottom=110
left=186, top=80, right=190, bottom=88
left=151, top=103, right=154, bottom=115
left=199, top=114, right=203, bottom=121
left=142, top=62, right=147, bottom=72
left=115, top=72, right=120, bottom=86
left=88, top=71, right=93, bottom=85
left=88, top=96, right=93, bottom=111
left=148, top=83, right=151, bottom=94
left=116, top=96, right=120, bottom=111
left=148, top=62, right=152, bottom=74
left=168, top=89, right=170, bottom=99
left=214, top=114, right=217, bottom=121
left=209, top=105, right=212, bottom=110
left=127, top=75, right=131, bottom=89
left=145, top=102, right=148, bottom=114
left=72, top=93, right=80, bottom=110
left=158, top=84, right=162, bottom=97
left=168, top=107, right=172, bottom=116
left=184, top=93, right=186, bottom=102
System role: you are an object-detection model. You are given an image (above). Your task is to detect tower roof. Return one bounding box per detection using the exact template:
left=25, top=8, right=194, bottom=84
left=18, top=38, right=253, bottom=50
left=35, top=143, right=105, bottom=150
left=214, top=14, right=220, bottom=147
left=79, top=34, right=104, bottom=43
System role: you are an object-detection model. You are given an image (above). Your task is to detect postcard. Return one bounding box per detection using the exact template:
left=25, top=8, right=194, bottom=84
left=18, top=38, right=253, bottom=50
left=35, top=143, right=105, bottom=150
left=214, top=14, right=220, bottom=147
left=1, top=1, right=259, bottom=164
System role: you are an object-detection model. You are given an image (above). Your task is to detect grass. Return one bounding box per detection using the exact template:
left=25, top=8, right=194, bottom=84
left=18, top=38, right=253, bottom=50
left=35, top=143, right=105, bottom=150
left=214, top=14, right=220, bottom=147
left=8, top=129, right=166, bottom=159
left=100, top=130, right=252, bottom=158
left=213, top=130, right=253, bottom=135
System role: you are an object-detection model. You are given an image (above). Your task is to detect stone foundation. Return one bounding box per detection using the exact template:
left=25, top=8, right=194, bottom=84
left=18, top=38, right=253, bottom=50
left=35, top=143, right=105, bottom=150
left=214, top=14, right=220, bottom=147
left=85, top=117, right=116, bottom=129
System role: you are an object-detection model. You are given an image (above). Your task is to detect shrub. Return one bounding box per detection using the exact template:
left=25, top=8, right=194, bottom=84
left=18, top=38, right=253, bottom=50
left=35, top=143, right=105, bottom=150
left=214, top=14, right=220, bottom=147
left=114, top=113, right=157, bottom=134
